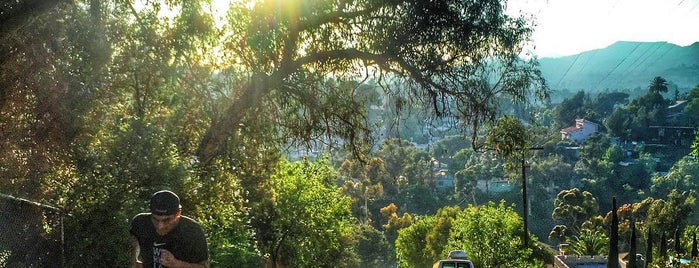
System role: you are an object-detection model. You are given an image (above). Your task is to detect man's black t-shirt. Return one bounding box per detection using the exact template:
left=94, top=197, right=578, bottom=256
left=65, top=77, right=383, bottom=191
left=130, top=213, right=208, bottom=268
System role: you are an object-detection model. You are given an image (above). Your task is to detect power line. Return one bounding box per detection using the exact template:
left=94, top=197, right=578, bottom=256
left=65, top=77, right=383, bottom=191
left=610, top=42, right=659, bottom=89
left=593, top=42, right=642, bottom=90
left=554, top=53, right=582, bottom=90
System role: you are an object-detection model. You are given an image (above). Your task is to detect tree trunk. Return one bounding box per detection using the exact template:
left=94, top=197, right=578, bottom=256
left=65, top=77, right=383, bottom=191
left=608, top=197, right=619, bottom=268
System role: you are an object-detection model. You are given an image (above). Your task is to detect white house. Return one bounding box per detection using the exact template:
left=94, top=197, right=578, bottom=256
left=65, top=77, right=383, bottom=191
left=560, top=119, right=599, bottom=143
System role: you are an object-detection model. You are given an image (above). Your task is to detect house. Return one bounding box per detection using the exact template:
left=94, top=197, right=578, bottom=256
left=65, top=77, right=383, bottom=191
left=434, top=169, right=454, bottom=191
left=561, top=119, right=599, bottom=143
left=552, top=253, right=643, bottom=268
left=666, top=100, right=688, bottom=121
left=476, top=177, right=515, bottom=194
left=552, top=244, right=644, bottom=268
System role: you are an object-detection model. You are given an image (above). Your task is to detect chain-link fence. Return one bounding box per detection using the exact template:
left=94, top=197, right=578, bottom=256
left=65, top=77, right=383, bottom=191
left=0, top=193, right=64, bottom=268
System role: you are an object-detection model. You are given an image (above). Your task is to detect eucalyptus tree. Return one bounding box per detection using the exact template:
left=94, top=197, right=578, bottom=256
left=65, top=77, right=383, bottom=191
left=552, top=188, right=599, bottom=236
left=198, top=0, right=549, bottom=165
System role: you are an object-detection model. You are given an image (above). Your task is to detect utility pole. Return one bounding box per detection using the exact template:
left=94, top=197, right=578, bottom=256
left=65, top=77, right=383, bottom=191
left=522, top=147, right=543, bottom=248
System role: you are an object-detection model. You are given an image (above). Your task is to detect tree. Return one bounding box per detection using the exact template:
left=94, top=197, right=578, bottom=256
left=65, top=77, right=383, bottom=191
left=687, top=85, right=699, bottom=100
left=196, top=0, right=549, bottom=164
left=485, top=115, right=540, bottom=246
left=592, top=92, right=629, bottom=118
left=628, top=221, right=637, bottom=268
left=380, top=202, right=415, bottom=255
left=395, top=215, right=434, bottom=268
left=645, top=190, right=696, bottom=235
left=660, top=231, right=667, bottom=262
left=486, top=115, right=532, bottom=160
left=608, top=197, right=619, bottom=268
left=396, top=202, right=544, bottom=267
left=552, top=188, right=599, bottom=236
left=692, top=232, right=698, bottom=259
left=556, top=91, right=587, bottom=127
left=447, top=202, right=541, bottom=267
left=569, top=229, right=609, bottom=256
left=646, top=228, right=653, bottom=266
left=425, top=206, right=462, bottom=262
left=260, top=158, right=356, bottom=267
left=549, top=225, right=568, bottom=246
left=648, top=76, right=669, bottom=94
left=651, top=157, right=699, bottom=198
left=674, top=229, right=682, bottom=258
left=354, top=225, right=392, bottom=268
left=605, top=108, right=631, bottom=139
left=683, top=98, right=699, bottom=125
left=692, top=133, right=699, bottom=159
left=339, top=157, right=387, bottom=225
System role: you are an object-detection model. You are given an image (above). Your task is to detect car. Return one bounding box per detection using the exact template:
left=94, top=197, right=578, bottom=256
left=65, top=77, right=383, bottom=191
left=432, top=250, right=475, bottom=268
left=432, top=259, right=475, bottom=268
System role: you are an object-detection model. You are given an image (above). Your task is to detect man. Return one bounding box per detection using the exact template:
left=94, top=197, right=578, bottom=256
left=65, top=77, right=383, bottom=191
left=130, top=190, right=209, bottom=268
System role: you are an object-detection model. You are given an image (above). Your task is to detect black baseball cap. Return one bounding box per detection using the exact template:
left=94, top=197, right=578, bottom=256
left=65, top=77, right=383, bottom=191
left=150, top=190, right=181, bottom=216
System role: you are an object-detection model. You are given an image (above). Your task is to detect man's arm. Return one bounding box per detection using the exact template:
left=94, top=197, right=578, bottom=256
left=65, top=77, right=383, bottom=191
left=130, top=235, right=143, bottom=268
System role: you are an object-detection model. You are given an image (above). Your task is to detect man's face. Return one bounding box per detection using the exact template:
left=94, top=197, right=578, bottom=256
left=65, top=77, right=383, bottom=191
left=151, top=210, right=181, bottom=236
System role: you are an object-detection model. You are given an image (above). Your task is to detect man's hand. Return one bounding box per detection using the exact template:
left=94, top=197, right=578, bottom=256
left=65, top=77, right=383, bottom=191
left=159, top=249, right=208, bottom=268
left=159, top=249, right=180, bottom=267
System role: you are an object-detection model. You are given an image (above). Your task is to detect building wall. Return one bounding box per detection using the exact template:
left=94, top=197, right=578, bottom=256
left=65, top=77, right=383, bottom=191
left=554, top=255, right=608, bottom=268
left=561, top=119, right=599, bottom=143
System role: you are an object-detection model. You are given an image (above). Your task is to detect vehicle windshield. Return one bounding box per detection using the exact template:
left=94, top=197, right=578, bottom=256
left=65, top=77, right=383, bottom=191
left=441, top=261, right=472, bottom=268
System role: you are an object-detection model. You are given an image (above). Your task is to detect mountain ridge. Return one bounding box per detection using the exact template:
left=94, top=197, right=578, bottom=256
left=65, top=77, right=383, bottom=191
left=538, top=41, right=699, bottom=95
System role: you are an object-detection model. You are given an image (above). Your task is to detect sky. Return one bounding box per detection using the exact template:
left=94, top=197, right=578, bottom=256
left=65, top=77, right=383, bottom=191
left=507, top=0, right=699, bottom=57
left=205, top=0, right=699, bottom=58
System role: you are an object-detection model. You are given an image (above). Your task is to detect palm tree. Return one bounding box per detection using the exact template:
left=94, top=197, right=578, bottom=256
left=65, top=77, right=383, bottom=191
left=570, top=229, right=609, bottom=256
left=648, top=76, right=669, bottom=94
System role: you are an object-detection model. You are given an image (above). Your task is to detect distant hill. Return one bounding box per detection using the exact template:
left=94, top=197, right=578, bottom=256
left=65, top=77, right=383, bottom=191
left=539, top=41, right=699, bottom=95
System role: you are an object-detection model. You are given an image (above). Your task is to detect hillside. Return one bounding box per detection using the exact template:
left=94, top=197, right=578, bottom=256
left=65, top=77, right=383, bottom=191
left=539, top=41, right=699, bottom=94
